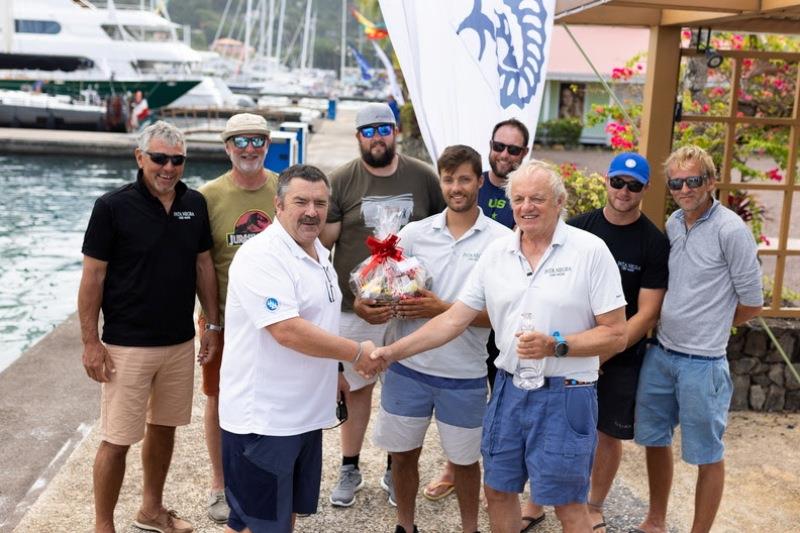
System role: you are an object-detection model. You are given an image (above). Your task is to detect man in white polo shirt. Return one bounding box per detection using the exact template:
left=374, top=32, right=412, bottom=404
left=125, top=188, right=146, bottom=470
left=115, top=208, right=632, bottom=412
left=219, top=164, right=382, bottom=533
left=372, top=145, right=511, bottom=533
left=372, top=160, right=628, bottom=533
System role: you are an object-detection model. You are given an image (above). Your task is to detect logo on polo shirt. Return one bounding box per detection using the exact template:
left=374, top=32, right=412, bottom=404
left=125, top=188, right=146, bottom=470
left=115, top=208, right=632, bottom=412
left=228, top=210, right=272, bottom=246
left=265, top=297, right=279, bottom=311
left=462, top=252, right=481, bottom=262
left=544, top=266, right=572, bottom=277
left=617, top=260, right=642, bottom=273
left=173, top=211, right=195, bottom=220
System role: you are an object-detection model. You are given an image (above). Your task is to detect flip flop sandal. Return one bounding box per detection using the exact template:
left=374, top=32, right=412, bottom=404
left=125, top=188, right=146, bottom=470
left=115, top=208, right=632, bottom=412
left=592, top=518, right=607, bottom=531
left=422, top=480, right=455, bottom=501
left=520, top=513, right=545, bottom=532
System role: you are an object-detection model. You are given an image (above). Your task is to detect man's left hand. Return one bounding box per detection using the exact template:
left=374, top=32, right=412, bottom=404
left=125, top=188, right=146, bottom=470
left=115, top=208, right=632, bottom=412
left=516, top=331, right=555, bottom=360
left=354, top=340, right=386, bottom=379
left=198, top=329, right=220, bottom=366
left=395, top=288, right=448, bottom=320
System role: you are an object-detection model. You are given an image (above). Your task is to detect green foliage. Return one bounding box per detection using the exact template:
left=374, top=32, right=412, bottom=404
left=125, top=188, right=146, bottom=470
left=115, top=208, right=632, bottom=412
left=399, top=102, right=421, bottom=138
left=762, top=275, right=800, bottom=307
left=559, top=163, right=607, bottom=218
left=538, top=118, right=583, bottom=147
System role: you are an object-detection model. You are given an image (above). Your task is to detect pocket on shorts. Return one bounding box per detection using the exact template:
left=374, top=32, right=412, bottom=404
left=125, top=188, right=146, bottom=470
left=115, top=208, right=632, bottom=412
left=481, top=374, right=507, bottom=456
left=543, top=388, right=597, bottom=474
left=710, top=359, right=733, bottom=400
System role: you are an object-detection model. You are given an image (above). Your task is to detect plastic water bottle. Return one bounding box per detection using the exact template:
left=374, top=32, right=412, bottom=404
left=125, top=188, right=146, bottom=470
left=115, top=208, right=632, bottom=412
left=513, top=312, right=545, bottom=390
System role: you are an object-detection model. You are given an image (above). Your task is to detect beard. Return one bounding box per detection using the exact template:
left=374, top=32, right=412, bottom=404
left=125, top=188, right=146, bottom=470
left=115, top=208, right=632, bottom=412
left=489, top=157, right=518, bottom=179
left=360, top=141, right=396, bottom=168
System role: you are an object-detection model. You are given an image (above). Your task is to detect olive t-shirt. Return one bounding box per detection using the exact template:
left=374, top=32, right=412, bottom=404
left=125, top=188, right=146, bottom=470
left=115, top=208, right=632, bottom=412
left=199, top=170, right=278, bottom=319
left=327, top=154, right=446, bottom=310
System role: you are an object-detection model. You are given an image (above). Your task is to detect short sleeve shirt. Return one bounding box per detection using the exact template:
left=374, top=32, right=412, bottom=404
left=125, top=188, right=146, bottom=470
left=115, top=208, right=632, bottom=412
left=219, top=219, right=341, bottom=436
left=458, top=220, right=626, bottom=381
left=477, top=171, right=514, bottom=229
left=327, top=154, right=446, bottom=310
left=81, top=173, right=212, bottom=346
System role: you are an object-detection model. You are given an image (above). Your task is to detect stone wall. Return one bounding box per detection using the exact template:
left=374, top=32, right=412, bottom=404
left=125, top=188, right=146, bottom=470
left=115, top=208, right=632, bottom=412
left=727, top=317, right=800, bottom=412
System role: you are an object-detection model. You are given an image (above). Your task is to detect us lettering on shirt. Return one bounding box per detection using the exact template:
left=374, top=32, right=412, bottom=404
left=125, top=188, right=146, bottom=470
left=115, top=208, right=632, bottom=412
left=172, top=211, right=195, bottom=220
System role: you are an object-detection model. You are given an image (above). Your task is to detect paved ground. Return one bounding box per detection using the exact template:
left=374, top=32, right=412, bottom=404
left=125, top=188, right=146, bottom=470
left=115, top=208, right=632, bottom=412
left=4, top=111, right=800, bottom=532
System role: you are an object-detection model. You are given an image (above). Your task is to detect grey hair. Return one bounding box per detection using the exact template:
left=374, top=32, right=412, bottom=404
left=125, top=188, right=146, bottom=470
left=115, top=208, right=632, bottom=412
left=276, top=164, right=330, bottom=200
left=504, top=159, right=568, bottom=205
left=137, top=120, right=186, bottom=153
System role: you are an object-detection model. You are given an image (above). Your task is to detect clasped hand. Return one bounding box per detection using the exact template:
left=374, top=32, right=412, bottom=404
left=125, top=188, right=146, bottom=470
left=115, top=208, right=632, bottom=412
left=353, top=340, right=389, bottom=379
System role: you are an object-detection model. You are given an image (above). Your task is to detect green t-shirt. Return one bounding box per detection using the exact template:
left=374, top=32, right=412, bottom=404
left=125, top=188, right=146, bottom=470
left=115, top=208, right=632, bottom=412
left=199, top=170, right=278, bottom=319
left=327, top=154, right=446, bottom=311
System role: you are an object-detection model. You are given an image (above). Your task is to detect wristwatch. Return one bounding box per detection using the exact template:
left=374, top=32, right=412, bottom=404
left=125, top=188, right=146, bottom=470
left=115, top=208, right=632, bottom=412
left=553, top=331, right=569, bottom=357
left=204, top=323, right=223, bottom=332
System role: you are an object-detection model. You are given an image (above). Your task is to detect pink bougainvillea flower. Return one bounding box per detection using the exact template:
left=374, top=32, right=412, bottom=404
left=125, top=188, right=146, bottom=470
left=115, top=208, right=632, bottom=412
left=766, top=168, right=783, bottom=182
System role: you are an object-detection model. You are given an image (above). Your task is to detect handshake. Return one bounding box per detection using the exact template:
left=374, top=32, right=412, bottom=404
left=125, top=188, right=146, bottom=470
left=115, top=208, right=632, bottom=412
left=352, top=341, right=394, bottom=380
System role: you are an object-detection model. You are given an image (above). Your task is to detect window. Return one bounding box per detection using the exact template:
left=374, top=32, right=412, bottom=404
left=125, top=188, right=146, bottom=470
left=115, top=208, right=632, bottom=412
left=14, top=19, right=61, bottom=34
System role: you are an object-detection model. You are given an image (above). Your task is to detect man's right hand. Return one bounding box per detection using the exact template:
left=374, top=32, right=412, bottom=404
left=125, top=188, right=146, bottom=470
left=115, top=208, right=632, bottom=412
left=82, top=340, right=115, bottom=383
left=353, top=297, right=394, bottom=324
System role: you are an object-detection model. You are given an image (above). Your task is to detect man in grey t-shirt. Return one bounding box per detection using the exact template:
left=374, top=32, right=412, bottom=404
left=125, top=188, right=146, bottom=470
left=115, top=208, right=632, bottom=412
left=632, top=145, right=762, bottom=533
left=320, top=103, right=445, bottom=509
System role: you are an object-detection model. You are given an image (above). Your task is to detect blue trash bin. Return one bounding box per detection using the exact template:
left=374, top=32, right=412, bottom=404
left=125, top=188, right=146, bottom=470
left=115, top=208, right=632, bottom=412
left=280, top=121, right=309, bottom=164
left=265, top=131, right=298, bottom=173
left=327, top=98, right=337, bottom=120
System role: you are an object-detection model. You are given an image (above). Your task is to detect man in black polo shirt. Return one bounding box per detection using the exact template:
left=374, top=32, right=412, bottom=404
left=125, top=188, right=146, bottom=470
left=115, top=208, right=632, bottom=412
left=79, top=120, right=219, bottom=533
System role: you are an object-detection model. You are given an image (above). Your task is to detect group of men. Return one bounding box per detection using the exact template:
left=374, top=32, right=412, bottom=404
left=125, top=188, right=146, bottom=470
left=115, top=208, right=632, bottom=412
left=79, top=102, right=763, bottom=533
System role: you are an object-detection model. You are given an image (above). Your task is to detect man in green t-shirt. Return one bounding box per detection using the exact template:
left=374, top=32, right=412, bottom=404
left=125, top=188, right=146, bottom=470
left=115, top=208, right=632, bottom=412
left=198, top=113, right=278, bottom=524
left=320, top=103, right=446, bottom=509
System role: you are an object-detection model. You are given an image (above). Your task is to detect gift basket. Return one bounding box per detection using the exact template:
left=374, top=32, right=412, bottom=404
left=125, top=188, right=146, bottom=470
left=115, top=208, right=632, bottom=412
left=349, top=201, right=431, bottom=302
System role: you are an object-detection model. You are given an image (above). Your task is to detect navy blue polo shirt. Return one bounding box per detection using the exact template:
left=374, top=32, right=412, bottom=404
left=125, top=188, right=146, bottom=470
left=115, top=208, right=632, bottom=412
left=82, top=171, right=213, bottom=347
left=478, top=171, right=514, bottom=229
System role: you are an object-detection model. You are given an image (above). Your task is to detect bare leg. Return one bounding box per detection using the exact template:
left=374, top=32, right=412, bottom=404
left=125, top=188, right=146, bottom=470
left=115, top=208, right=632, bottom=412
left=140, top=423, right=176, bottom=516
left=453, top=462, right=480, bottom=533
left=391, top=448, right=422, bottom=532
left=340, top=383, right=375, bottom=457
left=587, top=431, right=622, bottom=530
left=636, top=446, right=672, bottom=533
left=691, top=460, right=725, bottom=533
left=554, top=502, right=592, bottom=533
left=485, top=484, right=521, bottom=533
left=204, top=396, right=224, bottom=491
left=93, top=441, right=130, bottom=533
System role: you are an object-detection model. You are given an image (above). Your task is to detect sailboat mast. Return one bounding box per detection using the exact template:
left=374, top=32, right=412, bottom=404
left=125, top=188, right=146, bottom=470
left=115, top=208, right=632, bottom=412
left=299, top=0, right=312, bottom=70
left=266, top=0, right=275, bottom=59
left=243, top=0, right=252, bottom=69
left=339, top=0, right=346, bottom=80
left=275, top=0, right=286, bottom=65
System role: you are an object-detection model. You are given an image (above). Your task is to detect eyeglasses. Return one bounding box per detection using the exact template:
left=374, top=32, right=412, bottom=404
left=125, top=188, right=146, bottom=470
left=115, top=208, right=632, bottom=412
left=359, top=124, right=394, bottom=138
left=146, top=152, right=186, bottom=166
left=490, top=141, right=525, bottom=156
left=609, top=176, right=645, bottom=193
left=323, top=266, right=336, bottom=303
left=231, top=135, right=268, bottom=149
left=667, top=175, right=707, bottom=191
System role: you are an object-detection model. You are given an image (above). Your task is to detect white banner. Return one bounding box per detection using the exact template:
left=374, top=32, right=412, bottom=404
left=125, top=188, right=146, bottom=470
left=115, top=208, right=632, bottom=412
left=378, top=0, right=555, bottom=164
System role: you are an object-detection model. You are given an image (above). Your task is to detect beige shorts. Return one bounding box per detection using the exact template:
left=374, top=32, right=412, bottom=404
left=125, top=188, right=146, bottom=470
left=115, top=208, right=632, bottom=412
left=100, top=340, right=195, bottom=446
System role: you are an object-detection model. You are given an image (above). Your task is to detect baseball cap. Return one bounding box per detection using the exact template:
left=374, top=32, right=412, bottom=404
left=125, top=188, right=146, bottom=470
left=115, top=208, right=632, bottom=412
left=607, top=152, right=650, bottom=184
left=355, top=103, right=396, bottom=129
left=220, top=113, right=270, bottom=141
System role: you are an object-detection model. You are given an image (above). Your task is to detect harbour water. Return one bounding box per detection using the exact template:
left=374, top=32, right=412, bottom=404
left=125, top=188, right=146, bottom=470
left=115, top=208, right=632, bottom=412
left=0, top=154, right=227, bottom=373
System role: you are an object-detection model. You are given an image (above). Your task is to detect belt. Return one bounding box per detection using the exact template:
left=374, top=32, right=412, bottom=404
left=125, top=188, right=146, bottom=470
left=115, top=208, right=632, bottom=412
left=502, top=371, right=595, bottom=388
left=652, top=340, right=725, bottom=361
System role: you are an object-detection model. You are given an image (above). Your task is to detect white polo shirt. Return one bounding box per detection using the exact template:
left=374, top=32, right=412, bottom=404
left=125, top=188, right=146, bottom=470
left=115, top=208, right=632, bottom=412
left=219, top=219, right=342, bottom=436
left=390, top=208, right=512, bottom=379
left=458, top=219, right=626, bottom=382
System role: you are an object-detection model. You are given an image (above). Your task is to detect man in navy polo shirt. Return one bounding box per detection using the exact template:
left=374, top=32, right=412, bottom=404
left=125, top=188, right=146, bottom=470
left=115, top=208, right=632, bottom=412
left=79, top=120, right=220, bottom=533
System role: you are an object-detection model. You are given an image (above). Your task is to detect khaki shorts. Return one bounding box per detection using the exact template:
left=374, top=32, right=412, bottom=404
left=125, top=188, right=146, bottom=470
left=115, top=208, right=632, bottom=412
left=100, top=340, right=195, bottom=446
left=197, top=316, right=224, bottom=396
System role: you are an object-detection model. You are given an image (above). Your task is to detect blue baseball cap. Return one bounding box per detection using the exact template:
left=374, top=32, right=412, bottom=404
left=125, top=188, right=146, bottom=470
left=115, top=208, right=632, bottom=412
left=607, top=152, right=650, bottom=184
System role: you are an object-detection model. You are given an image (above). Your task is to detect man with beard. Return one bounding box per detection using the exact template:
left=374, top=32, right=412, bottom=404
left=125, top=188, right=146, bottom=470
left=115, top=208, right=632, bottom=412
left=321, top=103, right=446, bottom=508
left=373, top=145, right=511, bottom=533
left=567, top=153, right=669, bottom=533
left=197, top=113, right=278, bottom=524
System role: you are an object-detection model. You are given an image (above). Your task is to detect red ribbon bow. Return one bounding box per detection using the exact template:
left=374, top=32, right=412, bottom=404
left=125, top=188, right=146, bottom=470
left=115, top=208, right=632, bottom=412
left=360, top=234, right=404, bottom=277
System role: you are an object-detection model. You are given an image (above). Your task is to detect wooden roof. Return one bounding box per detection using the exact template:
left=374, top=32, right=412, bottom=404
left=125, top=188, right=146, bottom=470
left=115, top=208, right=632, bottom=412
left=556, top=1, right=800, bottom=33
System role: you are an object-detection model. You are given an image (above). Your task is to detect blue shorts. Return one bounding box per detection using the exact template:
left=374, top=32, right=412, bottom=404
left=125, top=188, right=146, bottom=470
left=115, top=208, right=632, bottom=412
left=221, top=429, right=322, bottom=533
left=481, top=371, right=598, bottom=506
left=634, top=343, right=732, bottom=465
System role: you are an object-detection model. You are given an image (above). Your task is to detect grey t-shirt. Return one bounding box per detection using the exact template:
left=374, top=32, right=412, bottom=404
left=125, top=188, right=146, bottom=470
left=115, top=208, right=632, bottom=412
left=327, top=154, right=446, bottom=311
left=657, top=200, right=762, bottom=356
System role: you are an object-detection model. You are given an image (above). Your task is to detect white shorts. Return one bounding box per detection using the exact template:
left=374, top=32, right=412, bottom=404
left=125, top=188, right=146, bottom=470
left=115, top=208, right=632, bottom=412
left=339, top=311, right=388, bottom=391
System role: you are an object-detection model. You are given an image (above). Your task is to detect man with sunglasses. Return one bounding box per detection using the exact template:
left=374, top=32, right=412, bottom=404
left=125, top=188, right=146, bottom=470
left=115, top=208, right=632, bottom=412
left=633, top=145, right=762, bottom=533
left=196, top=113, right=278, bottom=524
left=321, top=103, right=445, bottom=508
left=79, top=121, right=219, bottom=533
left=563, top=152, right=669, bottom=533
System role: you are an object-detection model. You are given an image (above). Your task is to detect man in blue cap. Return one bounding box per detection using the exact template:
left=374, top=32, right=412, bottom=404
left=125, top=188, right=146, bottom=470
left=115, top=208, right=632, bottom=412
left=565, top=152, right=670, bottom=532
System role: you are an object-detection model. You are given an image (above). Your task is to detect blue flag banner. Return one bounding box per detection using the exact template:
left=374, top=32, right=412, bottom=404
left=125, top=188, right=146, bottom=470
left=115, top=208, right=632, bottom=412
left=349, top=44, right=373, bottom=81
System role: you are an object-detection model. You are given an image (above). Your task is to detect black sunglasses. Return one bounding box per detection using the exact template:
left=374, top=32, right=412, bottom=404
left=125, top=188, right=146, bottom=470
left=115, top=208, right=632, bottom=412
left=667, top=175, right=707, bottom=191
left=490, top=141, right=525, bottom=156
left=609, top=176, right=645, bottom=193
left=146, top=152, right=186, bottom=166
left=231, top=135, right=268, bottom=149
left=359, top=124, right=394, bottom=138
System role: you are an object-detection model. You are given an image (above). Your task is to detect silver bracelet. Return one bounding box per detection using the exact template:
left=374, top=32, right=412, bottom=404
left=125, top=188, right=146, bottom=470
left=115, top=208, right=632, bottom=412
left=204, top=323, right=222, bottom=332
left=352, top=341, right=363, bottom=364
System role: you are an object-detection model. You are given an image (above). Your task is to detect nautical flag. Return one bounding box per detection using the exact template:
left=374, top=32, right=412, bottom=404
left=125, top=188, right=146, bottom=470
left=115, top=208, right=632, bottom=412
left=371, top=41, right=405, bottom=106
left=349, top=45, right=373, bottom=81
left=352, top=8, right=389, bottom=40
left=378, top=0, right=555, bottom=163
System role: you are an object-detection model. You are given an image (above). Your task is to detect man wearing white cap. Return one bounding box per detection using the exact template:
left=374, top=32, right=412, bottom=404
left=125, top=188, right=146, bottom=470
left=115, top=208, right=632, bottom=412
left=198, top=113, right=278, bottom=523
left=320, top=103, right=446, bottom=508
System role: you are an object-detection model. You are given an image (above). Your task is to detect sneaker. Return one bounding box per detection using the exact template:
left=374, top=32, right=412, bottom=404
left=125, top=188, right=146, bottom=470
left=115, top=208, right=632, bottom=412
left=329, top=464, right=364, bottom=507
left=206, top=490, right=229, bottom=524
left=381, top=469, right=397, bottom=507
left=133, top=508, right=193, bottom=533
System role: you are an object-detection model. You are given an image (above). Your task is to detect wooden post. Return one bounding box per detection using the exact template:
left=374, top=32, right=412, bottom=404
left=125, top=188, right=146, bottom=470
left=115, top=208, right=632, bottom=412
left=639, top=26, right=681, bottom=228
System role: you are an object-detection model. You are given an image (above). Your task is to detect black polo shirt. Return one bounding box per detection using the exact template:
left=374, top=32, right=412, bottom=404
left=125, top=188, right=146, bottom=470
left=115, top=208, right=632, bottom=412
left=82, top=171, right=213, bottom=347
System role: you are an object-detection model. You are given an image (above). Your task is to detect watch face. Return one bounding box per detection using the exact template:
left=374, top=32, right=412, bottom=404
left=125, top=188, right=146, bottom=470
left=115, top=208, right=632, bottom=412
left=555, top=342, right=569, bottom=357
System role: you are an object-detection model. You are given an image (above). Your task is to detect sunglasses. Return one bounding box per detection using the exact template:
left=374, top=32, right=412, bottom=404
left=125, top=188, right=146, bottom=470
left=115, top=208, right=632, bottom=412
left=609, top=176, right=645, bottom=193
left=231, top=135, right=268, bottom=149
left=146, top=152, right=186, bottom=166
left=490, top=141, right=525, bottom=156
left=359, top=124, right=394, bottom=138
left=667, top=175, right=707, bottom=191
